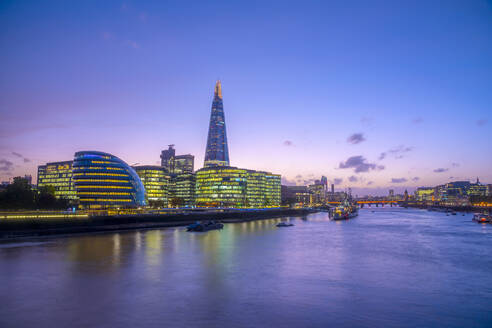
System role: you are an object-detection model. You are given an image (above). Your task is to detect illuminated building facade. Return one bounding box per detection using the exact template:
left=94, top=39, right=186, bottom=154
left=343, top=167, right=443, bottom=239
left=73, top=151, right=146, bottom=208
left=134, top=166, right=170, bottom=205
left=204, top=80, right=230, bottom=167
left=195, top=166, right=281, bottom=208
left=308, top=183, right=325, bottom=205
left=169, top=173, right=196, bottom=207
left=37, top=161, right=77, bottom=200
left=415, top=187, right=435, bottom=202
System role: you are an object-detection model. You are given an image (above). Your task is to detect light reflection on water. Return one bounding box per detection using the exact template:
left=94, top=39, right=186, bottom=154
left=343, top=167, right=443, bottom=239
left=1, top=209, right=492, bottom=328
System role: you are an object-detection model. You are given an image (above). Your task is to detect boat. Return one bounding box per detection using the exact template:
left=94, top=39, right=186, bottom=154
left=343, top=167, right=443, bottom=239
left=451, top=212, right=457, bottom=215
left=187, top=220, right=224, bottom=232
left=331, top=200, right=358, bottom=221
left=276, top=222, right=294, bottom=227
left=472, top=213, right=492, bottom=224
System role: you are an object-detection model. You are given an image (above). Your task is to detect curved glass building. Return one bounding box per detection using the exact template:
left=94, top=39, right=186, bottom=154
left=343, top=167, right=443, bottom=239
left=73, top=151, right=146, bottom=208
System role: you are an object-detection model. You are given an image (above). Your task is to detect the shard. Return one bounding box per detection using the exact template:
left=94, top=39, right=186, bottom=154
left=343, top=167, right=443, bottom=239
left=204, top=80, right=230, bottom=167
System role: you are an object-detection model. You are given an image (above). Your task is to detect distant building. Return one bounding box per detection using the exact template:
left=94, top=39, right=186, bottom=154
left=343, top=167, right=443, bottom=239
left=195, top=166, right=281, bottom=208
left=204, top=80, right=230, bottom=167
left=134, top=166, right=170, bottom=205
left=281, top=185, right=311, bottom=206
left=160, top=145, right=194, bottom=174
left=415, top=187, right=435, bottom=202
left=388, top=189, right=394, bottom=200
left=73, top=151, right=146, bottom=208
left=331, top=184, right=334, bottom=194
left=37, top=161, right=77, bottom=200
left=308, top=183, right=325, bottom=205
left=467, top=178, right=487, bottom=198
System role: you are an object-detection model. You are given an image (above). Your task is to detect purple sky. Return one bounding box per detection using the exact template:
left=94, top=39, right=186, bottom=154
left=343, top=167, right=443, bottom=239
left=1, top=0, right=491, bottom=196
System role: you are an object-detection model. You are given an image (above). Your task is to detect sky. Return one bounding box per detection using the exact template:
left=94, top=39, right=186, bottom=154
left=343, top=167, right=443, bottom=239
left=0, top=0, right=491, bottom=196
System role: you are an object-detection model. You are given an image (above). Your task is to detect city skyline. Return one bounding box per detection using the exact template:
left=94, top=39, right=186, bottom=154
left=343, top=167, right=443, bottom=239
left=1, top=1, right=491, bottom=196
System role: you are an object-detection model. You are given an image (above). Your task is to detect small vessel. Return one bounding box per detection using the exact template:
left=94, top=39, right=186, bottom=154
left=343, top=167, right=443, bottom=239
left=332, top=200, right=358, bottom=221
left=451, top=212, right=457, bottom=215
left=276, top=222, right=294, bottom=227
left=187, top=220, right=224, bottom=232
left=472, top=213, right=492, bottom=224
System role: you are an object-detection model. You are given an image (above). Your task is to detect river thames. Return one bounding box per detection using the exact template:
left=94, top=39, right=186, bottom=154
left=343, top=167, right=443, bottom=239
left=1, top=208, right=491, bottom=327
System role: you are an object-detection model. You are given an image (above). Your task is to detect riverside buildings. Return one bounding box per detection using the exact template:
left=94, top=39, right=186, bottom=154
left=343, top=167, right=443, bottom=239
left=34, top=80, right=280, bottom=209
left=37, top=161, right=77, bottom=200
left=72, top=151, right=146, bottom=208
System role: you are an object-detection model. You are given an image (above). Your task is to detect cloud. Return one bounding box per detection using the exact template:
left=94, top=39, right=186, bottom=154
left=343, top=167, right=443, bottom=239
left=451, top=162, right=459, bottom=167
left=281, top=177, right=296, bottom=186
left=333, top=178, right=343, bottom=185
left=391, top=178, right=408, bottom=183
left=367, top=181, right=374, bottom=185
left=124, top=40, right=140, bottom=49
left=360, top=117, right=372, bottom=125
left=283, top=140, right=293, bottom=146
left=433, top=168, right=449, bottom=173
left=379, top=145, right=413, bottom=161
left=295, top=174, right=302, bottom=179
left=412, top=177, right=420, bottom=182
left=339, top=156, right=383, bottom=173
left=347, top=133, right=366, bottom=144
left=412, top=117, right=423, bottom=124
left=348, top=176, right=358, bottom=182
left=11, top=151, right=30, bottom=163
left=477, top=119, right=488, bottom=126
left=0, top=159, right=14, bottom=172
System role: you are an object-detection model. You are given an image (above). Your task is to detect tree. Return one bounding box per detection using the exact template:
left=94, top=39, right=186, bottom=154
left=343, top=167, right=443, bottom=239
left=0, top=177, right=36, bottom=209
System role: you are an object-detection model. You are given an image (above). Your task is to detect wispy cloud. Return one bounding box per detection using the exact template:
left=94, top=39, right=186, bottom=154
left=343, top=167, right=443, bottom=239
left=283, top=140, right=293, bottom=146
left=0, top=159, right=14, bottom=172
left=333, top=178, right=343, bottom=185
left=348, top=176, right=358, bottom=182
left=391, top=178, right=407, bottom=183
left=451, top=162, right=459, bottom=167
left=124, top=40, right=140, bottom=49
left=433, top=168, right=449, bottom=173
left=339, top=156, right=384, bottom=173
left=477, top=119, right=488, bottom=126
left=367, top=181, right=374, bottom=185
left=412, top=177, right=420, bottom=182
left=412, top=117, right=423, bottom=124
left=347, top=133, right=366, bottom=144
left=11, top=152, right=30, bottom=163
left=379, top=145, right=413, bottom=160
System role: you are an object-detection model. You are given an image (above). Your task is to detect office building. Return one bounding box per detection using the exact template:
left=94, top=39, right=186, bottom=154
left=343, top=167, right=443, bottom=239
left=73, top=151, right=146, bottom=208
left=415, top=187, right=435, bottom=202
left=37, top=161, right=77, bottom=200
left=204, top=80, right=230, bottom=167
left=134, top=166, right=170, bottom=205
left=160, top=145, right=194, bottom=174
left=195, top=166, right=281, bottom=208
left=169, top=173, right=196, bottom=207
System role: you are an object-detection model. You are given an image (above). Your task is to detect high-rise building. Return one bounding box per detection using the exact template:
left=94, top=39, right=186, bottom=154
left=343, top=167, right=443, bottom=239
left=195, top=166, right=281, bottom=208
left=204, top=80, right=230, bottom=167
left=160, top=145, right=176, bottom=172
left=389, top=189, right=394, bottom=200
left=134, top=166, right=170, bottom=205
left=160, top=145, right=194, bottom=174
left=331, top=184, right=335, bottom=194
left=174, top=154, right=194, bottom=174
left=37, top=161, right=77, bottom=200
left=73, top=151, right=146, bottom=208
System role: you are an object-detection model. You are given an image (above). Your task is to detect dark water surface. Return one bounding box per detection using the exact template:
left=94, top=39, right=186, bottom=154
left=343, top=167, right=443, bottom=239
left=1, top=208, right=492, bottom=327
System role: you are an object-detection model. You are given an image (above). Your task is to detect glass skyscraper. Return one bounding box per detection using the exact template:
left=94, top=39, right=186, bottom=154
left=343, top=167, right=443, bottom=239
left=204, top=80, right=230, bottom=167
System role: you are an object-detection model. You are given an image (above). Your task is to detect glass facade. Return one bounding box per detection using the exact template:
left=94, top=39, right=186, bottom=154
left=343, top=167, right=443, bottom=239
left=174, top=155, right=194, bottom=174
left=37, top=161, right=77, bottom=200
left=204, top=80, right=230, bottom=167
left=73, top=151, right=146, bottom=208
left=169, top=173, right=196, bottom=207
left=134, top=166, right=170, bottom=205
left=195, top=166, right=281, bottom=208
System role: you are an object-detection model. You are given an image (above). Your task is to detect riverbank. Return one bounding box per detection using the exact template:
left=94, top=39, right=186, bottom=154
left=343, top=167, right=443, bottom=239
left=0, top=208, right=315, bottom=240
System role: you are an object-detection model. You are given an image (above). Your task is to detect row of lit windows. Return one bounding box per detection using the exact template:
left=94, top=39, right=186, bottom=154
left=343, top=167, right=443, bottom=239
left=76, top=185, right=133, bottom=189
left=78, top=192, right=131, bottom=196
left=75, top=179, right=131, bottom=184
left=74, top=173, right=129, bottom=177
left=79, top=198, right=132, bottom=202
left=74, top=166, right=124, bottom=171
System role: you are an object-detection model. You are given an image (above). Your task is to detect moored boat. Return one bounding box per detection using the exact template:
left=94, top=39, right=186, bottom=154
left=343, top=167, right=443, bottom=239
left=276, top=222, right=294, bottom=227
left=331, top=201, right=358, bottom=221
left=187, top=220, right=224, bottom=232
left=472, top=213, right=492, bottom=224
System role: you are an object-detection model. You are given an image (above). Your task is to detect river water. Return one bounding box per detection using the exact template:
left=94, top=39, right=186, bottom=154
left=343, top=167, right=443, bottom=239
left=1, top=208, right=491, bottom=327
